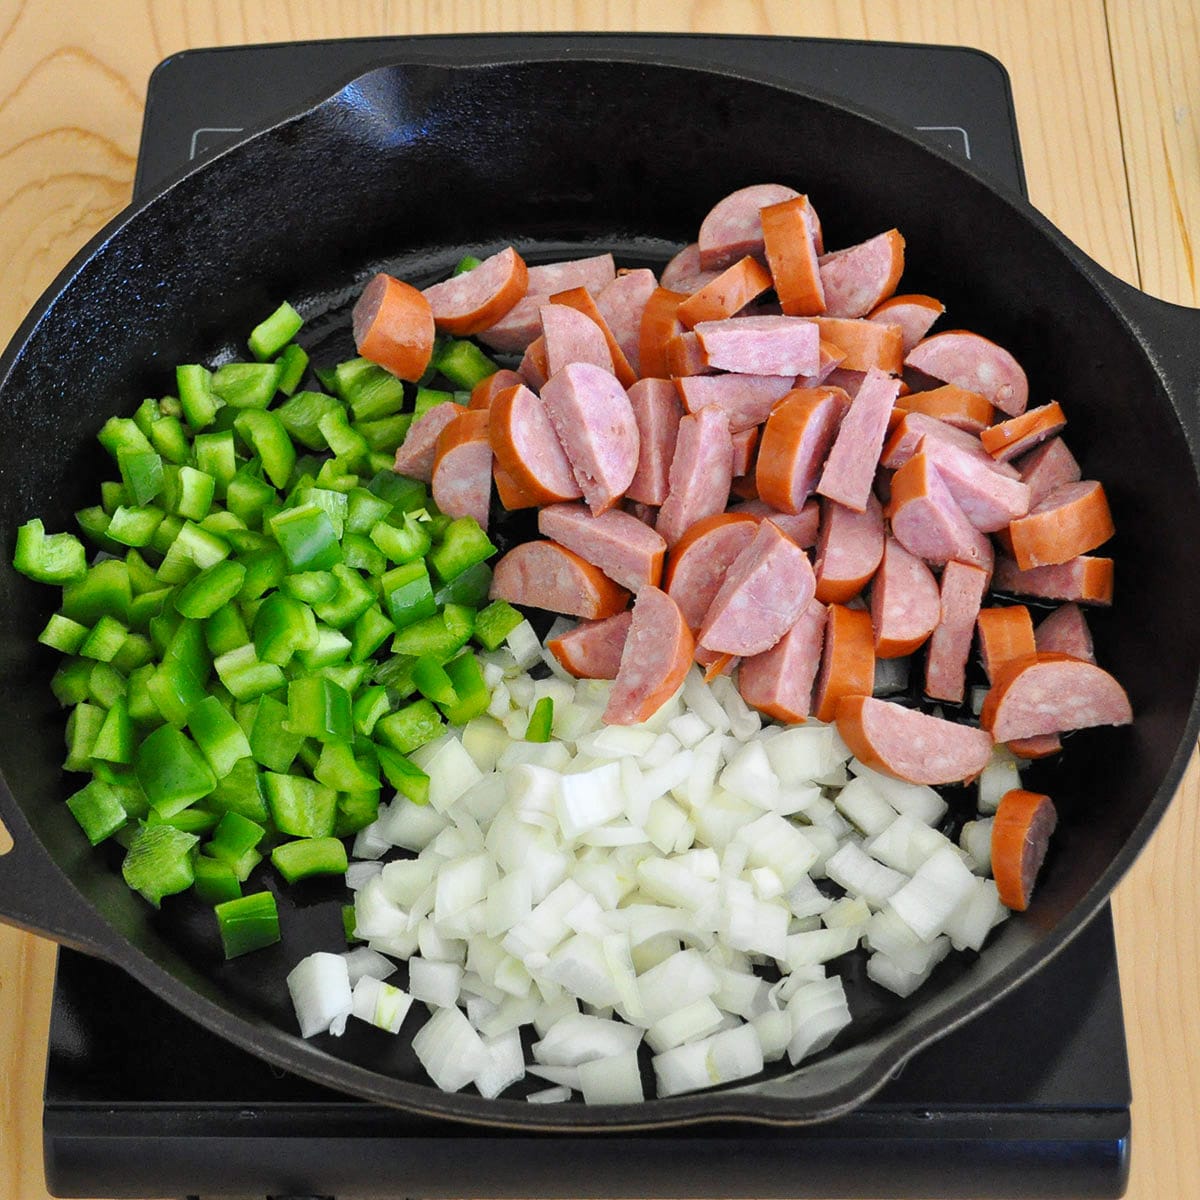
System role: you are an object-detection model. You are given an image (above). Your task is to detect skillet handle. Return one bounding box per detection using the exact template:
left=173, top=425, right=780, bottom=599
left=1091, top=267, right=1200, bottom=442
left=0, top=780, right=122, bottom=960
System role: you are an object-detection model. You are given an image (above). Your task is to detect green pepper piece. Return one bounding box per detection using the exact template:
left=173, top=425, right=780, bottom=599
left=79, top=614, right=129, bottom=663
left=13, top=518, right=88, bottom=586
left=174, top=559, right=247, bottom=620
left=215, top=891, right=281, bottom=958
left=317, top=407, right=370, bottom=465
left=264, top=772, right=338, bottom=838
left=313, top=740, right=380, bottom=793
left=52, top=658, right=95, bottom=707
left=270, top=837, right=348, bottom=884
left=313, top=564, right=375, bottom=629
left=375, top=744, right=431, bottom=805
left=275, top=342, right=309, bottom=396
left=177, top=364, right=222, bottom=430
left=106, top=504, right=165, bottom=548
left=372, top=653, right=418, bottom=699
left=205, top=605, right=252, bottom=657
left=371, top=511, right=432, bottom=565
left=453, top=254, right=483, bottom=275
left=193, top=430, right=237, bottom=498
left=64, top=701, right=105, bottom=772
left=335, top=358, right=407, bottom=422
left=213, top=362, right=283, bottom=410
left=187, top=694, right=252, bottom=778
left=134, top=725, right=216, bottom=817
left=352, top=685, right=392, bottom=737
left=121, top=824, right=198, bottom=907
left=427, top=516, right=497, bottom=583
left=74, top=506, right=119, bottom=554
left=375, top=698, right=443, bottom=754
left=349, top=604, right=395, bottom=664
left=295, top=625, right=352, bottom=670
left=285, top=676, right=352, bottom=743
left=39, top=613, right=89, bottom=655
left=439, top=652, right=491, bottom=725
left=472, top=599, right=523, bottom=651
left=235, top=409, right=295, bottom=488
left=276, top=390, right=342, bottom=451
left=248, top=301, right=303, bottom=362
left=226, top=469, right=277, bottom=526
left=341, top=532, right=387, bottom=576
left=367, top=470, right=427, bottom=511
left=66, top=778, right=128, bottom=845
left=112, top=632, right=154, bottom=675
left=117, top=448, right=164, bottom=506
left=412, top=654, right=458, bottom=707
left=342, top=903, right=360, bottom=943
left=237, top=546, right=287, bottom=603
left=126, top=663, right=160, bottom=726
left=86, top=661, right=126, bottom=709
left=355, top=413, right=412, bottom=454
left=156, top=520, right=230, bottom=586
left=252, top=592, right=318, bottom=666
left=391, top=603, right=474, bottom=661
left=335, top=789, right=381, bottom=837
left=270, top=503, right=342, bottom=571
left=345, top=487, right=394, bottom=535
left=97, top=415, right=153, bottom=460
left=192, top=854, right=242, bottom=904
left=92, top=697, right=135, bottom=764
left=433, top=338, right=498, bottom=389
left=206, top=757, right=269, bottom=823
left=525, top=695, right=555, bottom=743
left=249, top=693, right=306, bottom=773
left=213, top=644, right=287, bottom=702
left=148, top=412, right=191, bottom=465
left=434, top=560, right=492, bottom=610
left=380, top=559, right=437, bottom=630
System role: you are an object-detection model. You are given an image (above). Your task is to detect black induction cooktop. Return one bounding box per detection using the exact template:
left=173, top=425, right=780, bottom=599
left=42, top=33, right=1130, bottom=1200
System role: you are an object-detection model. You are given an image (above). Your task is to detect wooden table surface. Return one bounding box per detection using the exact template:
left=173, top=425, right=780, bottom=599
left=0, top=2, right=1197, bottom=1197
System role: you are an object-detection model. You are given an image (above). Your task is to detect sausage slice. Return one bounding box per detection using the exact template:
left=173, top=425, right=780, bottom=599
left=489, top=540, right=629, bottom=620
left=604, top=587, right=695, bottom=725
left=547, top=611, right=633, bottom=680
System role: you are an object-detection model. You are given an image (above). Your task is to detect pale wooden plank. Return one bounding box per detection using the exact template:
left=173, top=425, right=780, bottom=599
left=1105, top=7, right=1200, bottom=1199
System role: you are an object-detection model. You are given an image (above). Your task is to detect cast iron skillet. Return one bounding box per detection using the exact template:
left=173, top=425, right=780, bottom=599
left=0, top=58, right=1198, bottom=1131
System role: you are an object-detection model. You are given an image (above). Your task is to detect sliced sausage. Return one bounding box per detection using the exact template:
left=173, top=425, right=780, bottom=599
left=980, top=401, right=1066, bottom=462
left=1014, top=436, right=1081, bottom=506
left=992, top=554, right=1113, bottom=605
left=698, top=183, right=802, bottom=270
left=976, top=605, right=1037, bottom=682
left=675, top=373, right=796, bottom=433
left=537, top=502, right=667, bottom=593
left=422, top=246, right=528, bottom=335
left=596, top=269, right=658, bottom=373
left=693, top=315, right=821, bottom=376
left=477, top=254, right=617, bottom=353
left=754, top=386, right=849, bottom=513
left=881, top=410, right=1019, bottom=477
left=895, top=384, right=993, bottom=433
left=738, top=597, right=827, bottom=723
left=918, top=436, right=1032, bottom=532
left=796, top=339, right=849, bottom=388
left=905, top=331, right=1029, bottom=417
left=656, top=406, right=735, bottom=548
left=546, top=611, right=633, bottom=680
left=676, top=256, right=774, bottom=328
left=518, top=336, right=549, bottom=391
left=867, top=293, right=945, bottom=354
left=469, top=368, right=524, bottom=411
left=816, top=367, right=901, bottom=512
left=392, top=401, right=464, bottom=483
left=666, top=331, right=715, bottom=377
left=812, top=605, right=876, bottom=723
left=924, top=561, right=989, bottom=704
left=761, top=195, right=826, bottom=316
left=817, top=230, right=905, bottom=318
left=728, top=498, right=820, bottom=549
left=664, top=512, right=759, bottom=630
left=540, top=363, right=640, bottom=515
left=1007, top=480, right=1114, bottom=569
left=604, top=587, right=695, bottom=725
left=814, top=494, right=885, bottom=604
left=638, top=286, right=688, bottom=380
left=810, top=317, right=904, bottom=374
left=1033, top=602, right=1096, bottom=663
left=352, top=273, right=436, bottom=382
left=834, top=696, right=994, bottom=786
left=431, top=410, right=493, bottom=530
left=489, top=540, right=629, bottom=620
left=661, top=243, right=722, bottom=294
left=1008, top=733, right=1064, bottom=760
left=980, top=652, right=1133, bottom=741
left=623, top=378, right=683, bottom=506
left=991, top=789, right=1058, bottom=911
left=698, top=519, right=816, bottom=656
left=870, top=536, right=941, bottom=659
left=489, top=384, right=582, bottom=507
left=550, top=286, right=638, bottom=387
left=887, top=452, right=995, bottom=572
left=540, top=304, right=614, bottom=377
left=731, top=427, right=759, bottom=477
left=493, top=462, right=542, bottom=511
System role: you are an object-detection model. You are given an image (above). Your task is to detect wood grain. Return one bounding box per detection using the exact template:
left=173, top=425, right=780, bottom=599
left=0, top=3, right=1195, bottom=1199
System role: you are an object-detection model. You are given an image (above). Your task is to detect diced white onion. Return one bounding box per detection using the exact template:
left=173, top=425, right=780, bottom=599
left=526, top=1084, right=573, bottom=1103
left=411, top=1006, right=490, bottom=1092
left=351, top=975, right=413, bottom=1033
left=287, top=953, right=353, bottom=1038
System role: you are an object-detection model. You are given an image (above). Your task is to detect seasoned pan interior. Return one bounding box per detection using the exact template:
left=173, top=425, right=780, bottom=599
left=0, top=59, right=1196, bottom=1127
